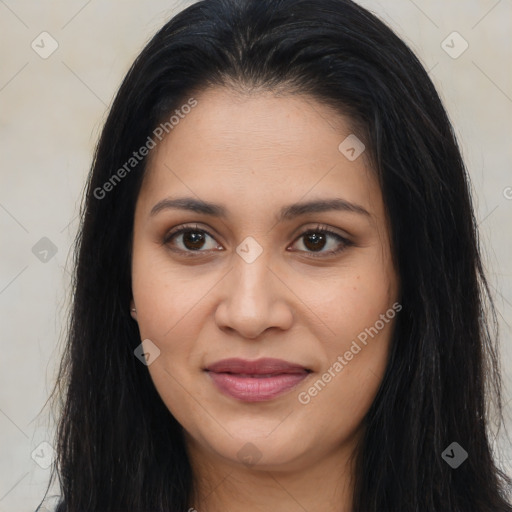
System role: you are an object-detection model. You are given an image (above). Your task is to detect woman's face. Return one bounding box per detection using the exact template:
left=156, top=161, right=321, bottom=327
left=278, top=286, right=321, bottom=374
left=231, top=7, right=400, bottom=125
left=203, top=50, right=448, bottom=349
left=131, top=86, right=400, bottom=472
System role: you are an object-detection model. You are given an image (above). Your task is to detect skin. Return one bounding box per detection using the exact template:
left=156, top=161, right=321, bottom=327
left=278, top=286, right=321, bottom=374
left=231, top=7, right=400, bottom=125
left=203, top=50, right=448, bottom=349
left=130, top=86, right=400, bottom=512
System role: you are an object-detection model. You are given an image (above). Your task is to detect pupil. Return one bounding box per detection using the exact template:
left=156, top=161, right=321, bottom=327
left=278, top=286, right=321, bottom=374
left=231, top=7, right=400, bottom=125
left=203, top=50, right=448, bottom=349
left=184, top=231, right=205, bottom=250
left=305, top=233, right=326, bottom=251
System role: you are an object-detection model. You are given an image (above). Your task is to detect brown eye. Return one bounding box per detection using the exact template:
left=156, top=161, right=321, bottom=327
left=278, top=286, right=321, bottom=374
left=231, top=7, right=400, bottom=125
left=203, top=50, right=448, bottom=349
left=290, top=226, right=352, bottom=257
left=164, top=225, right=221, bottom=254
left=163, top=223, right=351, bottom=258
left=179, top=230, right=207, bottom=250
left=303, top=232, right=328, bottom=251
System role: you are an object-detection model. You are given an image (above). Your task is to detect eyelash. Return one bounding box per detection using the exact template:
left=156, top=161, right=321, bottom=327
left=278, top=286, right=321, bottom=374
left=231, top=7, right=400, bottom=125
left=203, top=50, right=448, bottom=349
left=163, top=223, right=352, bottom=258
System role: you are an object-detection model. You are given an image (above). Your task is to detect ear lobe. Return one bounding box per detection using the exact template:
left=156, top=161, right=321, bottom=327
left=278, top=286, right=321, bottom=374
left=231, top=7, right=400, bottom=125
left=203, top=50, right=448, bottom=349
left=130, top=299, right=137, bottom=321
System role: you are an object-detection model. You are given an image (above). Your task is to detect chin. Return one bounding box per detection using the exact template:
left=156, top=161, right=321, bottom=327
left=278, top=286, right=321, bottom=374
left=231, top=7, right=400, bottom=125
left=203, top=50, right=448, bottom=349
left=207, top=430, right=312, bottom=471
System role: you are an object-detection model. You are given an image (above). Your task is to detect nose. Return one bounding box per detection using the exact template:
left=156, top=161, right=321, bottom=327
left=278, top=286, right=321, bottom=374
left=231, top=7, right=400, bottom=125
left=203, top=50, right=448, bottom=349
left=214, top=252, right=294, bottom=340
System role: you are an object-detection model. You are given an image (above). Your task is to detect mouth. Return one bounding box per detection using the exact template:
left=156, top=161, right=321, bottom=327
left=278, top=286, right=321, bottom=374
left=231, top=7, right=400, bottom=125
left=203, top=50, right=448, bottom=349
left=204, top=358, right=312, bottom=402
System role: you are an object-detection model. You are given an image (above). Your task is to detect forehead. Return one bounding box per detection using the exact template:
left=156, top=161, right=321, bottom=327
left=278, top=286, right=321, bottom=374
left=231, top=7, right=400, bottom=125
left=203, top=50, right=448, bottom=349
left=152, top=87, right=355, bottom=160
left=138, top=86, right=382, bottom=222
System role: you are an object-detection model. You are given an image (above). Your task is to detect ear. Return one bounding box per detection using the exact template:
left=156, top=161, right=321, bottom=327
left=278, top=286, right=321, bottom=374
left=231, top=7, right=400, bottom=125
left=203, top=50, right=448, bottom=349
left=130, top=299, right=137, bottom=321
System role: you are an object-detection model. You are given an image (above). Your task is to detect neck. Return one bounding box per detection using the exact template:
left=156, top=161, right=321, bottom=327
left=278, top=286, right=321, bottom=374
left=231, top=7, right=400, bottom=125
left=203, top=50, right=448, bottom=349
left=185, top=434, right=359, bottom=512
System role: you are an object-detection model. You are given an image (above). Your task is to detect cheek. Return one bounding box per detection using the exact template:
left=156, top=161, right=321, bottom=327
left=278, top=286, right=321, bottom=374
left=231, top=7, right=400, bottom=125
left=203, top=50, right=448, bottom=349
left=298, top=314, right=395, bottom=440
left=131, top=242, right=212, bottom=340
left=131, top=256, right=208, bottom=420
left=290, top=261, right=396, bottom=345
left=292, top=258, right=396, bottom=414
left=130, top=243, right=213, bottom=387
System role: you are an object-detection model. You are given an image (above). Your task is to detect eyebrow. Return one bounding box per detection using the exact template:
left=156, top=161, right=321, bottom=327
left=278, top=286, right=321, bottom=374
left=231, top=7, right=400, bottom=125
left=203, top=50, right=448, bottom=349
left=150, top=196, right=370, bottom=221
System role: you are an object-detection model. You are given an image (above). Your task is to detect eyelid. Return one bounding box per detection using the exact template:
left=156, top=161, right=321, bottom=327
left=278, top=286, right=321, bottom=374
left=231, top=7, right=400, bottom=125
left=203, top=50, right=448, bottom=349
left=163, top=223, right=218, bottom=244
left=162, top=223, right=224, bottom=255
left=289, top=224, right=353, bottom=257
left=290, top=223, right=352, bottom=242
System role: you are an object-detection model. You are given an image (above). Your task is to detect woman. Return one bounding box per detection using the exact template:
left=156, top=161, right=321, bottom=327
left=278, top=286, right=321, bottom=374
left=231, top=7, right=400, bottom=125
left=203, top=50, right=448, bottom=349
left=40, top=0, right=512, bottom=510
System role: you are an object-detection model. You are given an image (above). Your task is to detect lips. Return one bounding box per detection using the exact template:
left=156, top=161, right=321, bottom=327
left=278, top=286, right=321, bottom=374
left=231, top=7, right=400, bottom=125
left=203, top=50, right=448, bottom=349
left=205, top=357, right=310, bottom=374
left=204, top=358, right=311, bottom=402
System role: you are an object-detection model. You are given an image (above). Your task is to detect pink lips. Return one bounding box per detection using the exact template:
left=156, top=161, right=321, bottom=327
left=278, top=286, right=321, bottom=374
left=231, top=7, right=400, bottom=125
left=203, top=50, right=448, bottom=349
left=205, top=358, right=311, bottom=402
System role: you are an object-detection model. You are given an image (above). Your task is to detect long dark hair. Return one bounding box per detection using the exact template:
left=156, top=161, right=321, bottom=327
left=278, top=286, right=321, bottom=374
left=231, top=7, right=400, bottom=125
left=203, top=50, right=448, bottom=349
left=39, top=0, right=512, bottom=510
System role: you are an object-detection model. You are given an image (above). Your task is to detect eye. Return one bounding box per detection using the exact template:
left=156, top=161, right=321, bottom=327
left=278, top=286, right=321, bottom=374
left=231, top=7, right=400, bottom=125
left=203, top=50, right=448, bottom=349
left=289, top=224, right=352, bottom=257
left=163, top=224, right=222, bottom=256
left=163, top=223, right=352, bottom=258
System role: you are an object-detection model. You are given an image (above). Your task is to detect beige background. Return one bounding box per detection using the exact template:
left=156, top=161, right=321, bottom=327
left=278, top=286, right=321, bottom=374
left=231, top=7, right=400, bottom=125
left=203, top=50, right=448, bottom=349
left=0, top=0, right=511, bottom=510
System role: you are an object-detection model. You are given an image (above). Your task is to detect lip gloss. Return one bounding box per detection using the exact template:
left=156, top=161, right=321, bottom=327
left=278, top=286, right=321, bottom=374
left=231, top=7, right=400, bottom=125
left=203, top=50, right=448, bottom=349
left=207, top=372, right=309, bottom=402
